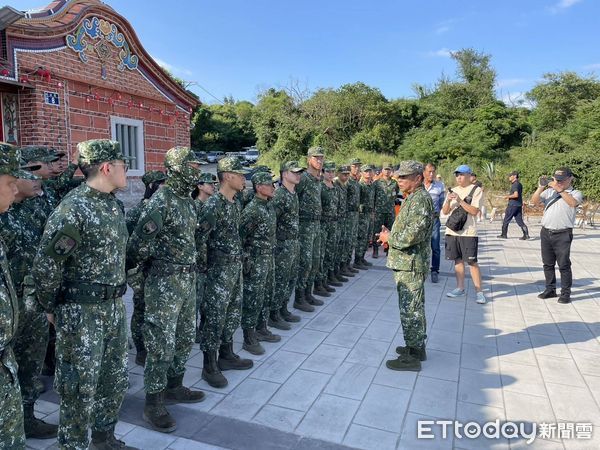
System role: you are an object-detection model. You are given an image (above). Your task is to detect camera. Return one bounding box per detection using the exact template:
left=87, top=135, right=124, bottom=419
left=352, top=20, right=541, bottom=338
left=539, top=176, right=550, bottom=187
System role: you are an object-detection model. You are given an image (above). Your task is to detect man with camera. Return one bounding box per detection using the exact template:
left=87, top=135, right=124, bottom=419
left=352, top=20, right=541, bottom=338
left=531, top=168, right=583, bottom=304
left=497, top=171, right=529, bottom=240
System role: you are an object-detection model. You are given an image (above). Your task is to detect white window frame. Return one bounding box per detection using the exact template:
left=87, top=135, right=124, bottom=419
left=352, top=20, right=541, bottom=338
left=110, top=116, right=145, bottom=177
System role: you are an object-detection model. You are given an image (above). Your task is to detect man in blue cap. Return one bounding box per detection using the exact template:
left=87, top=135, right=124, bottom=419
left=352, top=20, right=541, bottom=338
left=441, top=164, right=486, bottom=304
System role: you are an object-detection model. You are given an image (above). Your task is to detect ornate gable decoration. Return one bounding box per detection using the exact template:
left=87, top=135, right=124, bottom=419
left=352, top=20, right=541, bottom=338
left=66, top=16, right=139, bottom=80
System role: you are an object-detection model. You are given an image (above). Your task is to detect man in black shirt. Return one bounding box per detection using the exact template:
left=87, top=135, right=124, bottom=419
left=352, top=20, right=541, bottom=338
left=498, top=171, right=529, bottom=240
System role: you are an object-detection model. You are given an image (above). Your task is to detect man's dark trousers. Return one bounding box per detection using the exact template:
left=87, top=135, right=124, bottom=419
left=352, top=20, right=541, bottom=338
left=540, top=227, right=573, bottom=296
left=501, top=205, right=528, bottom=237
left=430, top=217, right=441, bottom=273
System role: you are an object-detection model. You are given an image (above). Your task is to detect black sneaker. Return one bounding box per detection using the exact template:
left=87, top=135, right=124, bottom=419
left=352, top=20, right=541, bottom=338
left=557, top=296, right=571, bottom=304
left=537, top=289, right=557, bottom=299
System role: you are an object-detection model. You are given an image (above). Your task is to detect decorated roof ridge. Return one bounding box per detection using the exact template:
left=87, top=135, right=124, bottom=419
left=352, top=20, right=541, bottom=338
left=8, top=0, right=200, bottom=108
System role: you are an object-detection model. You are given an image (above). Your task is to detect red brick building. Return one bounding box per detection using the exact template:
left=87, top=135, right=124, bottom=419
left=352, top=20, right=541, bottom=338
left=0, top=0, right=199, bottom=180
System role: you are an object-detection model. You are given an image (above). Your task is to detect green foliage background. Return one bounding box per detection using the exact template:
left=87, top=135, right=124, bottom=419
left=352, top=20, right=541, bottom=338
left=189, top=49, right=600, bottom=201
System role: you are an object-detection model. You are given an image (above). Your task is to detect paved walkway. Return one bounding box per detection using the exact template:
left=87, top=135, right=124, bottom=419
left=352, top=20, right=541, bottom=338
left=29, top=220, right=600, bottom=450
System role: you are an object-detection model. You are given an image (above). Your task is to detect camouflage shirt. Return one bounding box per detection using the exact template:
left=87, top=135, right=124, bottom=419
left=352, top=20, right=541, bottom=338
left=346, top=178, right=361, bottom=212
left=127, top=182, right=197, bottom=268
left=374, top=178, right=398, bottom=212
left=126, top=198, right=149, bottom=235
left=386, top=185, right=434, bottom=273
left=296, top=171, right=322, bottom=221
left=240, top=196, right=276, bottom=253
left=195, top=199, right=210, bottom=272
left=45, top=163, right=83, bottom=202
left=32, top=183, right=128, bottom=312
left=272, top=185, right=299, bottom=241
left=202, top=192, right=243, bottom=260
left=359, top=180, right=375, bottom=213
left=321, top=183, right=339, bottom=221
left=0, top=238, right=19, bottom=351
left=334, top=179, right=348, bottom=217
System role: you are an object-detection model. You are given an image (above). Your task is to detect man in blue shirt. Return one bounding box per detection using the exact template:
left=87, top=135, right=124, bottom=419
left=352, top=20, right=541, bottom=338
left=498, top=171, right=529, bottom=240
left=423, top=163, right=445, bottom=283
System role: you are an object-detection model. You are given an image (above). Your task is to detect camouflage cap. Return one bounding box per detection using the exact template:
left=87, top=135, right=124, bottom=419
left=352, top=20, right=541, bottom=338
left=164, top=146, right=206, bottom=171
left=307, top=146, right=325, bottom=157
left=198, top=172, right=218, bottom=183
left=218, top=156, right=250, bottom=174
left=350, top=158, right=362, bottom=165
left=78, top=139, right=132, bottom=165
left=280, top=160, right=305, bottom=173
left=141, top=170, right=167, bottom=186
left=20, top=145, right=60, bottom=163
left=252, top=171, right=274, bottom=185
left=338, top=164, right=351, bottom=174
left=382, top=162, right=393, bottom=170
left=252, top=165, right=272, bottom=174
left=323, top=161, right=336, bottom=171
left=0, top=143, right=40, bottom=180
left=396, top=160, right=424, bottom=177
left=361, top=164, right=374, bottom=172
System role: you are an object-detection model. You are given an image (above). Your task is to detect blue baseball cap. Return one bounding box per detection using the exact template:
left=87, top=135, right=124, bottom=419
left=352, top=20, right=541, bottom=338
left=454, top=164, right=473, bottom=175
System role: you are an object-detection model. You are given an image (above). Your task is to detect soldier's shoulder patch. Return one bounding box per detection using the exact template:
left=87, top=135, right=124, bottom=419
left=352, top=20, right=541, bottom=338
left=137, top=209, right=163, bottom=240
left=45, top=223, right=81, bottom=261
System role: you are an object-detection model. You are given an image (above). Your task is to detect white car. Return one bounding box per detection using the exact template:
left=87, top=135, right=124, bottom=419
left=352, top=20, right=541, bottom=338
left=245, top=149, right=259, bottom=163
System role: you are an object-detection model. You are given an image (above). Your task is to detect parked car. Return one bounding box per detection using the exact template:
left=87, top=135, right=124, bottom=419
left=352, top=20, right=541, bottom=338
left=245, top=148, right=259, bottom=163
left=194, top=150, right=207, bottom=162
left=207, top=151, right=224, bottom=163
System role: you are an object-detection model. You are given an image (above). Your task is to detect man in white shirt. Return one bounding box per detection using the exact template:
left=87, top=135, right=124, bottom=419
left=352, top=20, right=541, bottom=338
left=531, top=167, right=583, bottom=304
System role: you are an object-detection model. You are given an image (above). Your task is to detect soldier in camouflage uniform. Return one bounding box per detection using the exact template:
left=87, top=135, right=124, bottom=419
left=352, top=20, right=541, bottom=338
left=316, top=161, right=342, bottom=296
left=0, top=144, right=40, bottom=450
left=333, top=165, right=354, bottom=279
left=0, top=156, right=59, bottom=439
left=378, top=161, right=433, bottom=372
left=355, top=165, right=376, bottom=268
left=373, top=162, right=399, bottom=258
left=193, top=172, right=218, bottom=344
left=126, top=171, right=167, bottom=366
left=236, top=165, right=271, bottom=208
left=127, top=147, right=206, bottom=433
left=240, top=172, right=280, bottom=355
left=271, top=161, right=304, bottom=321
left=295, top=147, right=325, bottom=310
left=44, top=150, right=84, bottom=202
left=199, top=156, right=253, bottom=389
left=345, top=158, right=362, bottom=273
left=32, top=140, right=137, bottom=449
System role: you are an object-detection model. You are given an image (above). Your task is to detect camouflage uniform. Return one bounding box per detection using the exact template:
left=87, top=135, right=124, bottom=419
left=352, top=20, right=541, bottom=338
left=333, top=166, right=350, bottom=274
left=318, top=162, right=339, bottom=287
left=126, top=149, right=202, bottom=396
left=272, top=162, right=303, bottom=315
left=386, top=161, right=434, bottom=371
left=345, top=165, right=361, bottom=267
left=32, top=140, right=131, bottom=449
left=356, top=166, right=376, bottom=263
left=373, top=170, right=399, bottom=252
left=0, top=144, right=36, bottom=450
left=45, top=162, right=84, bottom=202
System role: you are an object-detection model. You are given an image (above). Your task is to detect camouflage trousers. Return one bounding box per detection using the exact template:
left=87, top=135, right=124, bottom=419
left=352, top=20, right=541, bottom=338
left=394, top=270, right=427, bottom=348
left=0, top=346, right=26, bottom=450
left=14, top=294, right=48, bottom=406
left=296, top=220, right=321, bottom=290
left=54, top=298, right=128, bottom=450
left=373, top=212, right=395, bottom=249
left=273, top=239, right=299, bottom=310
left=143, top=271, right=196, bottom=394
left=356, top=211, right=374, bottom=259
left=334, top=215, right=347, bottom=271
left=344, top=211, right=359, bottom=265
left=127, top=269, right=146, bottom=353
left=318, top=220, right=337, bottom=284
left=200, top=262, right=242, bottom=352
left=196, top=270, right=207, bottom=330
left=242, top=253, right=274, bottom=329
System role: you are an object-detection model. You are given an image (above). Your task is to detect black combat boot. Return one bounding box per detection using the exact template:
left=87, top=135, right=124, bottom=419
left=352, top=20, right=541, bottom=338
left=293, top=288, right=314, bottom=312
left=348, top=263, right=360, bottom=273
left=165, top=374, right=205, bottom=404
left=306, top=286, right=325, bottom=305
left=394, top=344, right=428, bottom=361
left=218, top=342, right=253, bottom=370
left=201, top=351, right=228, bottom=388
left=23, top=403, right=58, bottom=439
left=334, top=268, right=349, bottom=282
left=90, top=428, right=139, bottom=449
left=135, top=349, right=147, bottom=367
left=242, top=328, right=265, bottom=355
left=340, top=263, right=355, bottom=277
left=269, top=310, right=292, bottom=330
left=256, top=321, right=281, bottom=343
left=322, top=279, right=336, bottom=292
left=497, top=224, right=508, bottom=239
left=280, top=304, right=301, bottom=322
left=327, top=271, right=343, bottom=287
left=372, top=245, right=379, bottom=259
left=312, top=283, right=331, bottom=298
left=143, top=392, right=177, bottom=433
left=354, top=258, right=368, bottom=270
left=361, top=257, right=373, bottom=267
left=386, top=353, right=421, bottom=372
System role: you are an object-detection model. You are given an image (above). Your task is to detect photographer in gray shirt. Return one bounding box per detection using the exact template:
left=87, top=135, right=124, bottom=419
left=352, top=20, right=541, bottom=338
left=531, top=167, right=583, bottom=304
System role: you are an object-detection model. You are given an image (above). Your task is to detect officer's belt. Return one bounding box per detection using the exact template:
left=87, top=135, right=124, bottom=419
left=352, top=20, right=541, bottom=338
left=208, top=249, right=242, bottom=263
left=148, top=260, right=197, bottom=276
left=62, top=281, right=127, bottom=304
left=276, top=230, right=298, bottom=241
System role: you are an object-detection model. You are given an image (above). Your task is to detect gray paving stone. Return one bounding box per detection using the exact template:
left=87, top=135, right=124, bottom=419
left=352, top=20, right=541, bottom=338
left=210, top=378, right=280, bottom=421
left=427, top=329, right=462, bottom=354
left=408, top=376, right=458, bottom=419
left=301, top=344, right=351, bottom=374
left=545, top=382, right=600, bottom=425
left=499, top=360, right=547, bottom=398
left=296, top=394, right=360, bottom=443
left=457, top=368, right=504, bottom=409
left=283, top=329, right=328, bottom=354
left=537, top=355, right=586, bottom=387
left=460, top=342, right=500, bottom=373
left=168, top=437, right=228, bottom=449
left=372, top=361, right=417, bottom=391
left=344, top=337, right=389, bottom=367
left=398, top=412, right=453, bottom=450
left=454, top=401, right=508, bottom=450
left=362, top=319, right=399, bottom=342
left=420, top=349, right=460, bottom=382
left=269, top=369, right=331, bottom=411
left=250, top=350, right=308, bottom=383
left=503, top=391, right=557, bottom=424
left=253, top=404, right=305, bottom=432
left=305, top=312, right=346, bottom=332
left=342, top=424, right=399, bottom=450
left=119, top=426, right=177, bottom=449
left=353, top=384, right=411, bottom=433
left=324, top=323, right=365, bottom=348
left=324, top=362, right=377, bottom=400
left=341, top=307, right=378, bottom=327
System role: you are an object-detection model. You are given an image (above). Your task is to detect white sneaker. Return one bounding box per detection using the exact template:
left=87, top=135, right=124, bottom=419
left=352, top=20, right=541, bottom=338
left=476, top=292, right=487, bottom=304
left=446, top=288, right=465, bottom=298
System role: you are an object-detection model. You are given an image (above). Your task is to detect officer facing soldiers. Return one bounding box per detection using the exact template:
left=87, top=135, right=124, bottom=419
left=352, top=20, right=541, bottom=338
left=240, top=171, right=279, bottom=355
left=32, top=139, right=137, bottom=449
left=355, top=165, right=376, bottom=268
left=295, top=146, right=325, bottom=310
left=333, top=165, right=355, bottom=279
left=345, top=159, right=362, bottom=273
left=0, top=155, right=60, bottom=440
left=378, top=161, right=434, bottom=372
left=127, top=147, right=206, bottom=433
left=199, top=156, right=253, bottom=389
left=272, top=161, right=304, bottom=320
left=0, top=144, right=40, bottom=450
left=373, top=162, right=399, bottom=258
left=126, top=170, right=167, bottom=367
left=193, top=172, right=218, bottom=344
